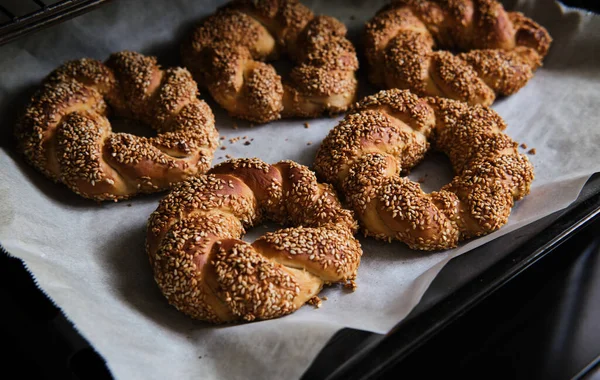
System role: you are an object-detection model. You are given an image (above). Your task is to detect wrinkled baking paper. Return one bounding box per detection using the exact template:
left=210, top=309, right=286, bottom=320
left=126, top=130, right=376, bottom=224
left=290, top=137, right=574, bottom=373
left=0, top=0, right=599, bottom=379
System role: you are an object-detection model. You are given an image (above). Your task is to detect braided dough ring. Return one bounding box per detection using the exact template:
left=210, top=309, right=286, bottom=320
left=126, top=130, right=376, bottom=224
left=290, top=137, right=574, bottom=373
left=147, top=158, right=362, bottom=323
left=365, top=0, right=552, bottom=106
left=315, top=89, right=534, bottom=251
left=181, top=0, right=359, bottom=123
left=15, top=51, right=219, bottom=201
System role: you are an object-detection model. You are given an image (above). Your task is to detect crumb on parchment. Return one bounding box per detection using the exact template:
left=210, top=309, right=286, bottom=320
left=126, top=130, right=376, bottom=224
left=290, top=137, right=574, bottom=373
left=308, top=296, right=322, bottom=308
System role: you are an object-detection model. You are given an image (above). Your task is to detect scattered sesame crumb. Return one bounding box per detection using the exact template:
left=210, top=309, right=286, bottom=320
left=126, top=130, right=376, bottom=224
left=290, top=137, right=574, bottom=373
left=308, top=296, right=322, bottom=308
left=220, top=146, right=227, bottom=150
left=220, top=136, right=226, bottom=140
left=520, top=143, right=527, bottom=149
left=528, top=148, right=536, bottom=155
left=344, top=280, right=357, bottom=291
left=127, top=203, right=132, bottom=207
left=244, top=141, right=251, bottom=146
left=307, top=141, right=312, bottom=146
left=225, top=154, right=232, bottom=159
left=304, top=122, right=310, bottom=129
left=321, top=296, right=328, bottom=301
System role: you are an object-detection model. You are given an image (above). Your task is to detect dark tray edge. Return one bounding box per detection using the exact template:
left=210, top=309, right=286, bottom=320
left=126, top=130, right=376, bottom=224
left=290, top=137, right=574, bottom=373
left=319, top=177, right=600, bottom=380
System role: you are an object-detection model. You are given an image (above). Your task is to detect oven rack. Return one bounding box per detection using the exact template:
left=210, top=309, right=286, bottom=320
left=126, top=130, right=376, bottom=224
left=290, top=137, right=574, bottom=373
left=0, top=0, right=109, bottom=46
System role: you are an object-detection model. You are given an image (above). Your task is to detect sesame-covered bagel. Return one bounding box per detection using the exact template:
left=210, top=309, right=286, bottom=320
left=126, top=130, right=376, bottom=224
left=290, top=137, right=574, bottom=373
left=146, top=158, right=362, bottom=323
left=181, top=0, right=358, bottom=123
left=364, top=0, right=552, bottom=106
left=15, top=51, right=219, bottom=201
left=314, top=89, right=534, bottom=251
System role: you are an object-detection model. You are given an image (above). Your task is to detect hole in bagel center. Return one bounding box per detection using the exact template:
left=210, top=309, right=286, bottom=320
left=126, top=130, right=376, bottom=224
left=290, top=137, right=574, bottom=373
left=270, top=59, right=294, bottom=82
left=108, top=116, right=158, bottom=138
left=241, top=221, right=280, bottom=243
left=405, top=151, right=455, bottom=193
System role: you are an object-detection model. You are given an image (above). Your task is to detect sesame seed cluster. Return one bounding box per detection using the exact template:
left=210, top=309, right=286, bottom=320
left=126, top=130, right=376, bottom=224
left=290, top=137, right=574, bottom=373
left=314, top=89, right=534, bottom=251
left=181, top=0, right=359, bottom=123
left=364, top=0, right=552, bottom=106
left=15, top=51, right=219, bottom=201
left=146, top=158, right=362, bottom=323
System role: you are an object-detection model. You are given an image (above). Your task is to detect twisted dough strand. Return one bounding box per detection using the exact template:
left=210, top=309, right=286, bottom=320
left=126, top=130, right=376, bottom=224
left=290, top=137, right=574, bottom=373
left=147, top=158, right=362, bottom=323
left=315, top=89, right=534, bottom=251
left=181, top=0, right=358, bottom=123
left=15, top=51, right=218, bottom=201
left=364, top=0, right=552, bottom=106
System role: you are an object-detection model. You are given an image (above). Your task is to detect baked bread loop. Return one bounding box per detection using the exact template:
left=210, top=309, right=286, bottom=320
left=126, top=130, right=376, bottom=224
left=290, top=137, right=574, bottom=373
left=181, top=0, right=359, bottom=123
left=314, top=89, right=534, bottom=251
left=147, top=158, right=362, bottom=323
left=364, top=0, right=552, bottom=106
left=15, top=51, right=218, bottom=201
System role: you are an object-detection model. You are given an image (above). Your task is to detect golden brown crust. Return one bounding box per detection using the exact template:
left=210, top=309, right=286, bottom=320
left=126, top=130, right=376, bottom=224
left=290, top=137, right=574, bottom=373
left=147, top=158, right=362, bottom=323
left=314, top=89, right=534, bottom=250
left=182, top=0, right=358, bottom=123
left=364, top=0, right=552, bottom=106
left=15, top=51, right=218, bottom=201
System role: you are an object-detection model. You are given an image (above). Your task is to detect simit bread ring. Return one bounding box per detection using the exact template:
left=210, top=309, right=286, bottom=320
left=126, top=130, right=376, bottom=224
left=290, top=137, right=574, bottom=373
left=364, top=0, right=552, bottom=106
left=181, top=0, right=359, bottom=123
left=146, top=158, right=362, bottom=323
left=15, top=51, right=219, bottom=201
left=315, top=89, right=534, bottom=251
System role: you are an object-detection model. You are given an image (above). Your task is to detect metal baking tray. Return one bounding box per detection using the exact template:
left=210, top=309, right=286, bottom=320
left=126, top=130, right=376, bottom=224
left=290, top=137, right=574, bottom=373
left=3, top=175, right=598, bottom=379
left=304, top=174, right=600, bottom=379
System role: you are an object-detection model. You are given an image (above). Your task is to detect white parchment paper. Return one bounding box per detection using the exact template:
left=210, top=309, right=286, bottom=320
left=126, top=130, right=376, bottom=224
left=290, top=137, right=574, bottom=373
left=1, top=0, right=599, bottom=379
